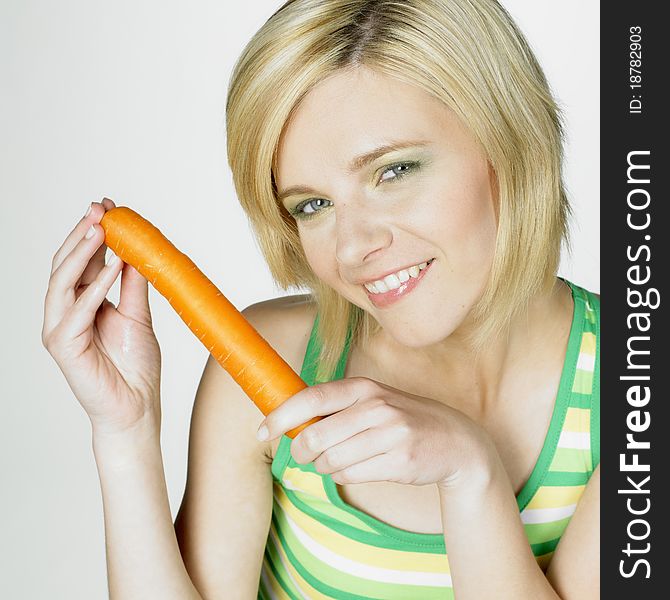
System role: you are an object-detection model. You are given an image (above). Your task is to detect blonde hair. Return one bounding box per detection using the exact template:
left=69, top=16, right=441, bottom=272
left=226, top=0, right=571, bottom=381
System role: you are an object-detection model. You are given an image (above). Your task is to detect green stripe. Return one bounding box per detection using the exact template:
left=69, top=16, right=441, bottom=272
left=264, top=533, right=303, bottom=599
left=257, top=573, right=269, bottom=600
left=590, top=289, right=601, bottom=469
left=569, top=394, right=592, bottom=409
left=301, top=314, right=324, bottom=385
left=524, top=516, right=572, bottom=545
left=268, top=313, right=354, bottom=485
left=277, top=490, right=445, bottom=553
left=289, top=488, right=378, bottom=533
left=549, top=448, right=591, bottom=473
left=288, top=458, right=319, bottom=474
left=285, top=461, right=446, bottom=549
left=531, top=537, right=561, bottom=556
left=271, top=435, right=292, bottom=481
left=302, top=313, right=353, bottom=384
left=517, top=278, right=583, bottom=511
left=543, top=470, right=590, bottom=486
left=323, top=475, right=446, bottom=550
left=334, top=321, right=352, bottom=380
left=584, top=291, right=598, bottom=325
left=274, top=519, right=450, bottom=599
left=282, top=488, right=379, bottom=539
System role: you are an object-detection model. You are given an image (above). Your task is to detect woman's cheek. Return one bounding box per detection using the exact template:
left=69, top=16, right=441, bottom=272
left=439, top=179, right=497, bottom=268
left=300, top=229, right=340, bottom=284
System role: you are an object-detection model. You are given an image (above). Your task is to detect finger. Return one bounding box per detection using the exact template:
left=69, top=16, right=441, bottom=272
left=331, top=452, right=396, bottom=485
left=80, top=242, right=108, bottom=287
left=80, top=200, right=116, bottom=285
left=51, top=201, right=105, bottom=274
left=44, top=223, right=107, bottom=333
left=101, top=196, right=117, bottom=210
left=117, top=262, right=152, bottom=326
left=260, top=377, right=378, bottom=440
left=290, top=400, right=388, bottom=464
left=312, top=428, right=393, bottom=475
left=58, top=253, right=124, bottom=341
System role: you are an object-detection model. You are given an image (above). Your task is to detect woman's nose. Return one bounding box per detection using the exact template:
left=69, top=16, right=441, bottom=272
left=334, top=205, right=393, bottom=267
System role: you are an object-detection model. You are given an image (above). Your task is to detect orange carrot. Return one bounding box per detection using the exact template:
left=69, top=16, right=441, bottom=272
left=100, top=206, right=317, bottom=438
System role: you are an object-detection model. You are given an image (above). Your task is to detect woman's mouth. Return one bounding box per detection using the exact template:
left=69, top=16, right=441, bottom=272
left=362, top=258, right=435, bottom=308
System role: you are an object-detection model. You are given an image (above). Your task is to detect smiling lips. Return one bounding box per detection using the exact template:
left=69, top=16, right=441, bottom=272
left=362, top=258, right=435, bottom=308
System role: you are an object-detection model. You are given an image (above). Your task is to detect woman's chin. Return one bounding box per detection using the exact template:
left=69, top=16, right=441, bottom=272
left=376, top=319, right=461, bottom=350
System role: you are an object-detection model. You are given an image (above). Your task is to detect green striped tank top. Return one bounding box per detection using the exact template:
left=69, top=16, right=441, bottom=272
left=258, top=278, right=600, bottom=599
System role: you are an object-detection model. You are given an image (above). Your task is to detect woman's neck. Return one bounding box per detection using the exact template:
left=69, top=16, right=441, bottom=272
left=359, top=277, right=574, bottom=418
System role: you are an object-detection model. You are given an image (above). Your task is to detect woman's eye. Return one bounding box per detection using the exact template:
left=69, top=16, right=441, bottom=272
left=378, top=162, right=417, bottom=183
left=290, top=161, right=419, bottom=220
left=294, top=198, right=332, bottom=217
left=303, top=198, right=330, bottom=214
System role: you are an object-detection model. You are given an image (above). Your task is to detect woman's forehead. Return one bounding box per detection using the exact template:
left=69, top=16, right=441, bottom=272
left=275, top=67, right=462, bottom=185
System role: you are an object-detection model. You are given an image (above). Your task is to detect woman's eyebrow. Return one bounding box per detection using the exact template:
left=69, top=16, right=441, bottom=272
left=277, top=139, right=431, bottom=202
left=346, top=139, right=431, bottom=174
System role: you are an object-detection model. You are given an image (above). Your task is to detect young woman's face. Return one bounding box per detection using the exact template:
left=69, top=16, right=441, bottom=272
left=275, top=67, right=499, bottom=347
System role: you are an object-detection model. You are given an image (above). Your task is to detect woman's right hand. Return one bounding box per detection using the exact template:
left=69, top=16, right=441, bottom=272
left=42, top=198, right=163, bottom=436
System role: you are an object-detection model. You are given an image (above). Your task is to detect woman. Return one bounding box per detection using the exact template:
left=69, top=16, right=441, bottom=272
left=42, top=0, right=599, bottom=598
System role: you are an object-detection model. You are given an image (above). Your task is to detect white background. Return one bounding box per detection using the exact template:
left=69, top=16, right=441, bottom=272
left=1, top=1, right=598, bottom=597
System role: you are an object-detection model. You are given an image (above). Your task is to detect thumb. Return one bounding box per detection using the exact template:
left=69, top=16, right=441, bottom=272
left=117, top=262, right=152, bottom=325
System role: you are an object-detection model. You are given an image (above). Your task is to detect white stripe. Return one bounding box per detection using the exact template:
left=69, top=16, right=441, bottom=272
left=268, top=528, right=311, bottom=600
left=282, top=508, right=452, bottom=587
left=558, top=431, right=590, bottom=450
left=521, top=503, right=577, bottom=524
left=576, top=352, right=595, bottom=372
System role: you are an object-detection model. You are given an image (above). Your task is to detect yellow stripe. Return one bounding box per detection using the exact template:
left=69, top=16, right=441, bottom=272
left=526, top=485, right=586, bottom=510
left=579, top=332, right=596, bottom=356
left=270, top=523, right=334, bottom=599
left=563, top=407, right=591, bottom=433
left=275, top=487, right=450, bottom=574
left=283, top=466, right=330, bottom=501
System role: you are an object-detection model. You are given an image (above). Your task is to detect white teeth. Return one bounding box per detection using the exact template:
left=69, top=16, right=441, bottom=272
left=375, top=280, right=390, bottom=293
left=383, top=273, right=401, bottom=290
left=364, top=260, right=433, bottom=294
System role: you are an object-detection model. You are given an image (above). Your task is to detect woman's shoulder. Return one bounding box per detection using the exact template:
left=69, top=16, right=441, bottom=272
left=241, top=294, right=318, bottom=375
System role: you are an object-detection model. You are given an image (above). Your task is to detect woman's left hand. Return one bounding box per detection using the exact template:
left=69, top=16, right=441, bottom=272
left=258, top=377, right=496, bottom=489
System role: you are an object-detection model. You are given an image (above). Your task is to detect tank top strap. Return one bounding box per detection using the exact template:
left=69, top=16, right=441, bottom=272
left=299, top=315, right=322, bottom=386
left=300, top=313, right=353, bottom=385
left=576, top=284, right=600, bottom=470
left=272, top=314, right=353, bottom=480
left=558, top=278, right=600, bottom=474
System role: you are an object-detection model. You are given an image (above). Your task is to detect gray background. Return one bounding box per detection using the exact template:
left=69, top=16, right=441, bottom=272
left=1, top=1, right=599, bottom=597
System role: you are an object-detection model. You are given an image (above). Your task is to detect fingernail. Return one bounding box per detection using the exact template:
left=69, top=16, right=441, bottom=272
left=107, top=253, right=120, bottom=267
left=85, top=225, right=96, bottom=239
left=85, top=204, right=92, bottom=218
left=256, top=425, right=269, bottom=441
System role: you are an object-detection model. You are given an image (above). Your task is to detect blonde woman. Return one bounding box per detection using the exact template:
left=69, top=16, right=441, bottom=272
left=42, top=0, right=599, bottom=598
